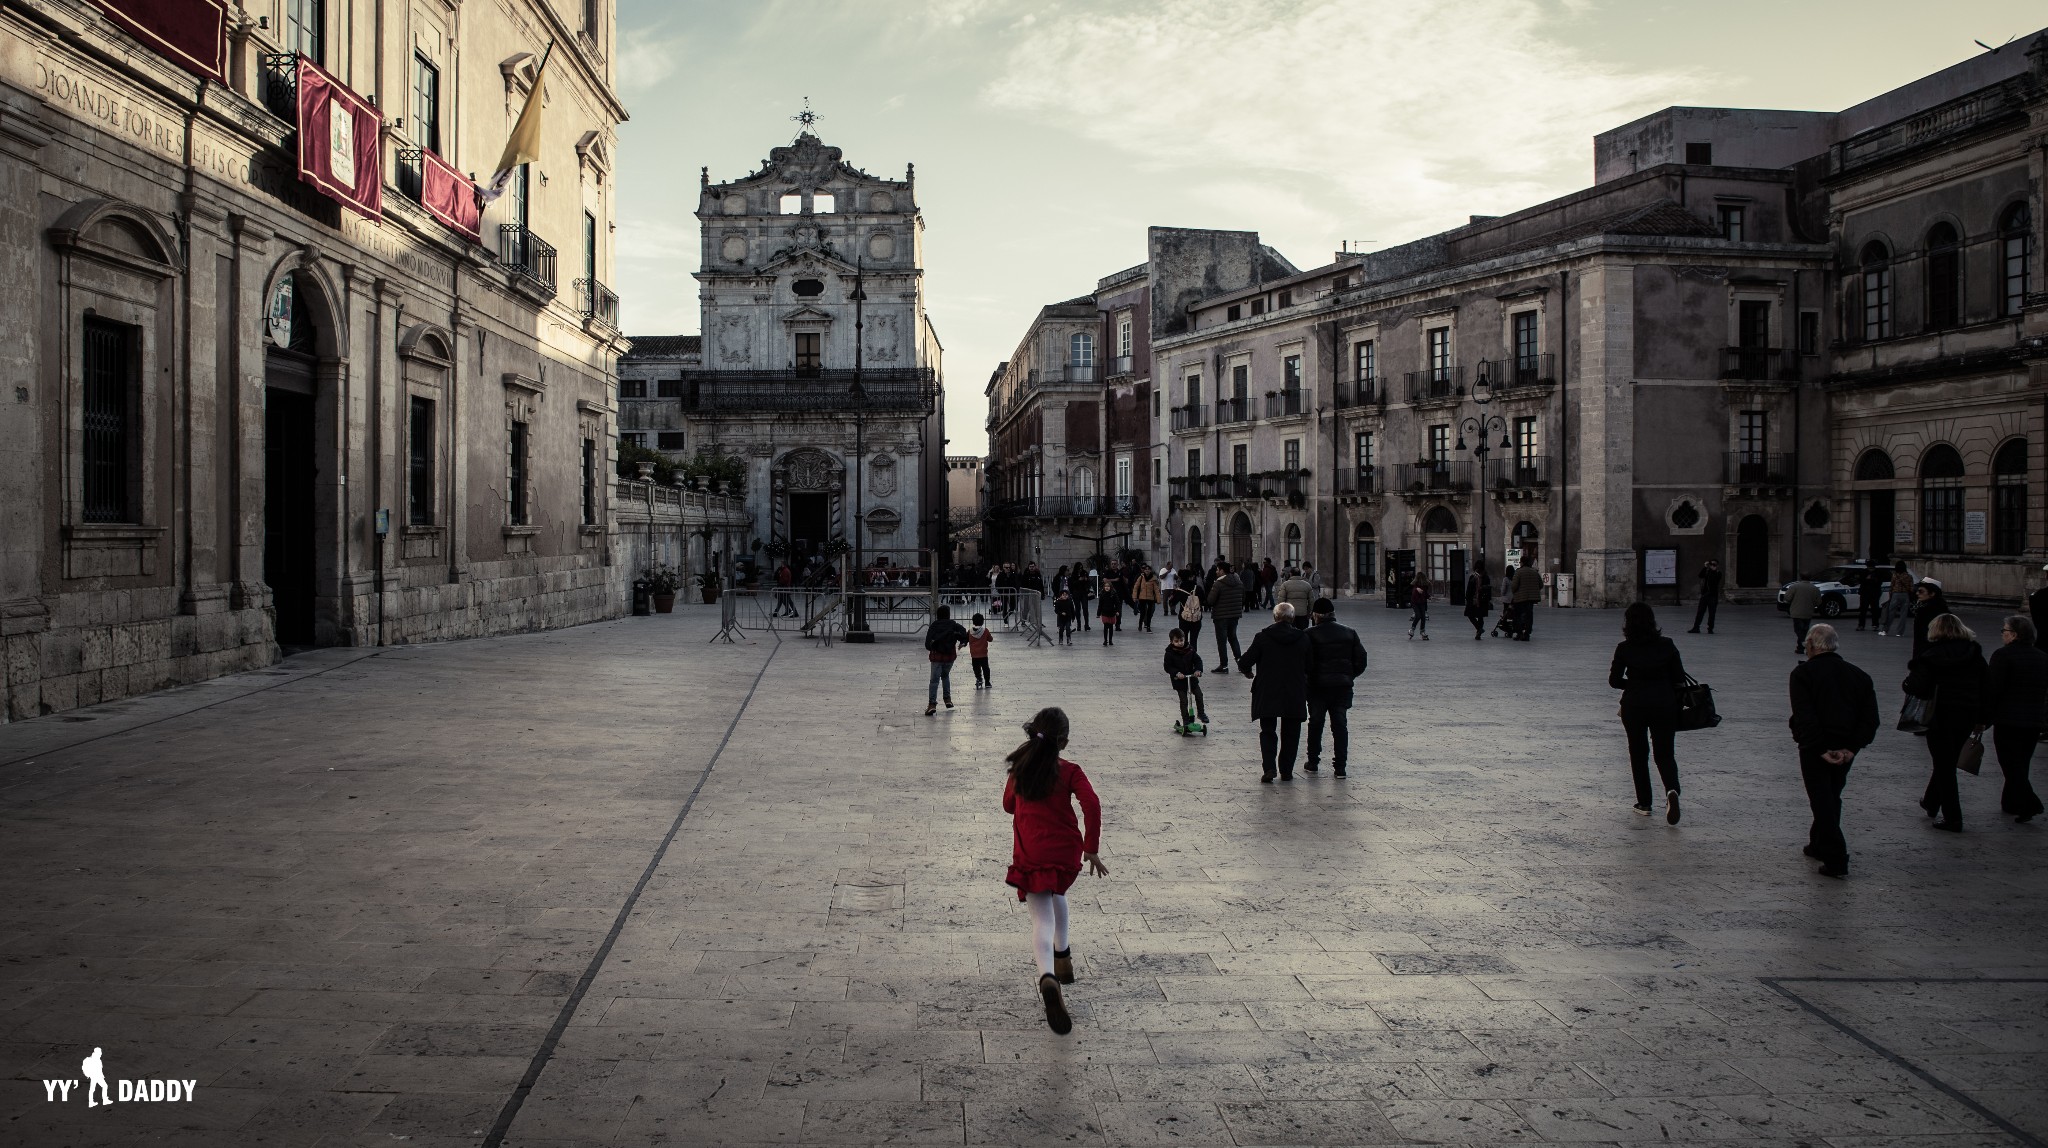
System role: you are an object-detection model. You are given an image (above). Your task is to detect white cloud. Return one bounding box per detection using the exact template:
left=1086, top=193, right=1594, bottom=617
left=616, top=34, right=685, bottom=94
left=979, top=0, right=1699, bottom=247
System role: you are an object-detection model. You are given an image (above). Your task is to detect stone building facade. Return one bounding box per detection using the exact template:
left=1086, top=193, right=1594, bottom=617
left=1, top=0, right=629, bottom=719
left=985, top=227, right=1288, bottom=571
left=619, top=129, right=945, bottom=572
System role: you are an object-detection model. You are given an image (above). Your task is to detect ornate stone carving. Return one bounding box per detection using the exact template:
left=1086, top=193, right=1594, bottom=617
left=776, top=447, right=843, bottom=493
left=768, top=132, right=843, bottom=191
left=866, top=312, right=899, bottom=362
left=869, top=454, right=897, bottom=497
left=718, top=313, right=749, bottom=363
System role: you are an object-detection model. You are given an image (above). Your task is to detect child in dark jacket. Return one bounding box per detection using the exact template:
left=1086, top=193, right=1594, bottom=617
left=1054, top=592, right=1077, bottom=645
left=1164, top=629, right=1210, bottom=726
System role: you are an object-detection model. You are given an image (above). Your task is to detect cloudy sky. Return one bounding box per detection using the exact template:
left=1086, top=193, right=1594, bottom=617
left=612, top=0, right=2043, bottom=453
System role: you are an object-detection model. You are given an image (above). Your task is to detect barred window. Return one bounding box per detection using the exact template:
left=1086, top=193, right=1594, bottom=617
left=1920, top=443, right=1965, bottom=554
left=81, top=318, right=135, bottom=524
left=1994, top=438, right=2027, bottom=555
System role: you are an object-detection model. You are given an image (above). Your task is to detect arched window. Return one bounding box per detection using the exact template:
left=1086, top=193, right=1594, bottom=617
left=1284, top=522, right=1302, bottom=567
left=1920, top=444, right=1966, bottom=554
left=1422, top=506, right=1458, bottom=533
left=1353, top=521, right=1377, bottom=592
left=1926, top=222, right=1961, bottom=329
left=1188, top=525, right=1204, bottom=568
left=1068, top=331, right=1095, bottom=371
left=1994, top=438, right=2027, bottom=555
left=1860, top=240, right=1892, bottom=341
left=2003, top=202, right=2034, bottom=317
left=1854, top=449, right=1895, bottom=481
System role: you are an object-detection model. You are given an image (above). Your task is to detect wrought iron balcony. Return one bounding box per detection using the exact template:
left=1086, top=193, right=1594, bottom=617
left=1215, top=397, right=1252, bottom=425
left=1405, top=365, right=1465, bottom=402
left=1394, top=460, right=1473, bottom=492
left=1724, top=452, right=1794, bottom=485
left=498, top=225, right=557, bottom=293
left=259, top=53, right=298, bottom=122
left=1107, top=355, right=1135, bottom=377
left=1264, top=389, right=1305, bottom=418
left=1487, top=455, right=1551, bottom=489
left=395, top=148, right=425, bottom=203
left=1335, top=378, right=1382, bottom=408
left=576, top=278, right=620, bottom=328
left=1335, top=467, right=1381, bottom=496
left=682, top=368, right=939, bottom=414
left=1170, top=404, right=1208, bottom=433
left=1721, top=346, right=1784, bottom=381
left=1477, top=354, right=1554, bottom=389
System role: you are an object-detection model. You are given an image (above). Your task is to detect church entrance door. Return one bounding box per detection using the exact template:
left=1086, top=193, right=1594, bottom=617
left=790, top=493, right=829, bottom=561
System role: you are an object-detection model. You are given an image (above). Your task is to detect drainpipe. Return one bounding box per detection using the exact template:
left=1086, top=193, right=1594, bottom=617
left=1558, top=267, right=1571, bottom=581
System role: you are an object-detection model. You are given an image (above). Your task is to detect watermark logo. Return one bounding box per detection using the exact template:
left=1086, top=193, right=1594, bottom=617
left=42, top=1047, right=197, bottom=1105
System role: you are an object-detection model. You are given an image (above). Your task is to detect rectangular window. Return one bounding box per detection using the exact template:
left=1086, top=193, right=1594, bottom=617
left=1354, top=431, right=1374, bottom=471
left=1685, top=141, right=1712, bottom=165
left=656, top=378, right=683, bottom=398
left=1738, top=300, right=1770, bottom=349
left=794, top=332, right=821, bottom=374
left=509, top=421, right=530, bottom=526
left=1511, top=311, right=1538, bottom=380
left=1153, top=457, right=1162, bottom=485
left=1283, top=439, right=1300, bottom=471
left=1514, top=416, right=1538, bottom=466
left=1996, top=474, right=2026, bottom=555
left=1232, top=443, right=1248, bottom=475
left=1185, top=375, right=1201, bottom=406
left=411, top=53, right=441, bottom=154
left=2005, top=230, right=2032, bottom=317
left=620, top=379, right=646, bottom=398
left=1282, top=354, right=1301, bottom=391
left=583, top=210, right=598, bottom=288
left=1798, top=311, right=1820, bottom=355
left=1429, top=424, right=1450, bottom=463
left=1354, top=340, right=1375, bottom=382
left=1277, top=290, right=1293, bottom=308
left=408, top=396, right=435, bottom=525
left=1250, top=298, right=1267, bottom=316
left=1717, top=205, right=1744, bottom=242
left=510, top=163, right=530, bottom=230
left=1739, top=410, right=1767, bottom=462
left=1117, top=312, right=1133, bottom=358
left=1226, top=304, right=1241, bottom=322
left=81, top=318, right=133, bottom=524
left=1923, top=485, right=1966, bottom=554
left=1187, top=447, right=1201, bottom=478
left=287, top=0, right=325, bottom=63
left=620, top=431, right=645, bottom=448
left=581, top=438, right=597, bottom=527
left=811, top=192, right=835, bottom=214
left=1427, top=326, right=1450, bottom=384
left=1116, top=457, right=1132, bottom=499
left=657, top=431, right=687, bottom=450
left=1861, top=265, right=1892, bottom=340
left=1152, top=388, right=1160, bottom=416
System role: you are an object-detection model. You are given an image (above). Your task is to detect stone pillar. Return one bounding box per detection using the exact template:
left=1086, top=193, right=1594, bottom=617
left=0, top=94, right=52, bottom=717
left=446, top=304, right=473, bottom=585
left=178, top=192, right=232, bottom=616
left=1574, top=260, right=1638, bottom=607
left=226, top=214, right=273, bottom=617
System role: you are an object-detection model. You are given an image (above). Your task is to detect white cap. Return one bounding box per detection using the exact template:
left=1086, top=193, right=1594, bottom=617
left=1919, top=577, right=1943, bottom=591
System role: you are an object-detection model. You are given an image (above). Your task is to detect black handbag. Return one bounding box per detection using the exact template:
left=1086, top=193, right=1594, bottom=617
left=1675, top=676, right=1721, bottom=731
left=1956, top=731, right=1984, bottom=776
left=1898, top=692, right=1936, bottom=733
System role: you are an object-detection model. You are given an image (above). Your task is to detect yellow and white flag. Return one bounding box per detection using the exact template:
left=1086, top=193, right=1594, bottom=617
left=481, top=45, right=551, bottom=204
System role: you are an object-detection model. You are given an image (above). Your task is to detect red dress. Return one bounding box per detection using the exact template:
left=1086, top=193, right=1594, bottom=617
left=1004, top=759, right=1102, bottom=901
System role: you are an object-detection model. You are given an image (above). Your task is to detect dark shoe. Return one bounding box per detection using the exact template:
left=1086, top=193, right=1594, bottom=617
left=1038, top=974, right=1072, bottom=1034
left=1930, top=819, right=1962, bottom=832
left=925, top=705, right=936, bottom=717
left=1920, top=801, right=1940, bottom=817
left=2019, top=814, right=2036, bottom=824
left=1280, top=773, right=1294, bottom=781
left=945, top=700, right=954, bottom=709
left=1802, top=844, right=1821, bottom=859
left=1632, top=804, right=1652, bottom=816
left=1053, top=948, right=1074, bottom=984
left=1818, top=862, right=1848, bottom=878
left=1304, top=761, right=1320, bottom=772
left=1666, top=790, right=1681, bottom=826
left=1260, top=774, right=1274, bottom=785
left=1686, top=628, right=1700, bottom=634
left=1333, top=766, right=1346, bottom=777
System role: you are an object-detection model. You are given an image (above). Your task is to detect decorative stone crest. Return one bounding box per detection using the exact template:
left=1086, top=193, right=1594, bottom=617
left=769, top=132, right=843, bottom=192
left=775, top=447, right=843, bottom=494
left=718, top=313, right=749, bottom=364
left=869, top=454, right=897, bottom=497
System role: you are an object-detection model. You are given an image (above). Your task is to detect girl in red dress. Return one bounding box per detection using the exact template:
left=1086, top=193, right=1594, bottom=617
left=1003, top=707, right=1107, bottom=1034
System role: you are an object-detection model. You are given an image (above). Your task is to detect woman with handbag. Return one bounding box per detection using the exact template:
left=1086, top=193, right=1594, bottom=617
left=1903, top=613, right=1988, bottom=831
left=1608, top=602, right=1689, bottom=824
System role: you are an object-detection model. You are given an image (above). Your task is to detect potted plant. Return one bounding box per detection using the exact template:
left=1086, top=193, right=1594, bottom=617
left=696, top=568, right=721, bottom=604
left=643, top=564, right=682, bottom=613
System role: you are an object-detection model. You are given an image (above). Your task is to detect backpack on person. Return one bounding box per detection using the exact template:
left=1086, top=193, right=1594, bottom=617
left=1180, top=593, right=1203, bottom=624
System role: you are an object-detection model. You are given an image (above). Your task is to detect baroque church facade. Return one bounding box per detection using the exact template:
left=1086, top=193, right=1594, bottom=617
left=620, top=128, right=946, bottom=571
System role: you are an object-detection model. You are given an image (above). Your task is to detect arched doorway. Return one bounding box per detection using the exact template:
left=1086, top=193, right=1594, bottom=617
left=1511, top=521, right=1539, bottom=571
left=1735, top=514, right=1770, bottom=587
left=1187, top=524, right=1203, bottom=569
left=263, top=269, right=328, bottom=647
left=1283, top=522, right=1302, bottom=568
left=1420, top=505, right=1462, bottom=599
left=1353, top=522, right=1377, bottom=593
left=772, top=448, right=845, bottom=562
left=1854, top=448, right=1895, bottom=564
left=1227, top=511, right=1253, bottom=568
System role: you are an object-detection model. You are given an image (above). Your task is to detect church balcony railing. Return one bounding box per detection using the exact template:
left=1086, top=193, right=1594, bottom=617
left=259, top=53, right=298, bottom=123
left=681, top=368, right=938, bottom=414
left=498, top=226, right=557, bottom=293
left=576, top=278, right=620, bottom=328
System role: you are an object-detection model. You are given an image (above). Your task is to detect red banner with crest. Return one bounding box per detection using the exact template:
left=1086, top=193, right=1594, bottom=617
left=294, top=56, right=382, bottom=218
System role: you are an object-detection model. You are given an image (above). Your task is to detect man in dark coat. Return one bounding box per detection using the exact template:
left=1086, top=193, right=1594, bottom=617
left=1207, top=563, right=1248, bottom=670
left=1909, top=578, right=1950, bottom=659
left=1788, top=623, right=1880, bottom=877
left=2028, top=566, right=2048, bottom=650
left=1688, top=559, right=1723, bottom=634
left=1238, top=603, right=1312, bottom=783
left=1987, top=614, right=2048, bottom=821
left=1857, top=564, right=1887, bottom=632
left=1304, top=598, right=1368, bottom=776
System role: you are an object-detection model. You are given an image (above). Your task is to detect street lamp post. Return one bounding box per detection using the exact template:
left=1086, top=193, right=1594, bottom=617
left=847, top=259, right=873, bottom=642
left=1456, top=367, right=1513, bottom=592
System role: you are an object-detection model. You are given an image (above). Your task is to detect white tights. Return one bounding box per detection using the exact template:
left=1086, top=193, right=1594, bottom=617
left=1025, top=892, right=1070, bottom=976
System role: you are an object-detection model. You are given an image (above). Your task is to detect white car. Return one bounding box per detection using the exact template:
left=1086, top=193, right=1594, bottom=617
left=1776, top=563, right=1895, bottom=617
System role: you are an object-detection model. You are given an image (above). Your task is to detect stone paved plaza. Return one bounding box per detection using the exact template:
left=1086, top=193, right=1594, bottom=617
left=0, top=600, right=2043, bottom=1148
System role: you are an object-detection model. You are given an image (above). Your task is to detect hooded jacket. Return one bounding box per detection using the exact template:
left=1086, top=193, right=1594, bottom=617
left=1904, top=637, right=1988, bottom=731
left=1237, top=620, right=1311, bottom=718
left=1206, top=572, right=1247, bottom=620
left=1305, top=619, right=1368, bottom=695
left=1984, top=640, right=2048, bottom=728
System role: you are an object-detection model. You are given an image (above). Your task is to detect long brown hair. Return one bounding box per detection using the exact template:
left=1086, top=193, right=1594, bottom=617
left=1007, top=707, right=1070, bottom=800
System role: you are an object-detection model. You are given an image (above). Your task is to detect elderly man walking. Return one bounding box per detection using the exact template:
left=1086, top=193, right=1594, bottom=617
left=1207, top=562, right=1248, bottom=670
left=1510, top=562, right=1543, bottom=641
left=1239, top=603, right=1312, bottom=783
left=1788, top=623, right=1880, bottom=878
left=1277, top=567, right=1315, bottom=630
left=1304, top=598, right=1368, bottom=776
left=1785, top=573, right=1820, bottom=655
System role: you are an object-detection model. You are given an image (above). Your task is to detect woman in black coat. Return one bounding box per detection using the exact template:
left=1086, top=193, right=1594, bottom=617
left=1609, top=602, right=1688, bottom=824
left=1985, top=615, right=2048, bottom=822
left=1909, top=580, right=1951, bottom=659
left=1903, top=612, right=1988, bottom=831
